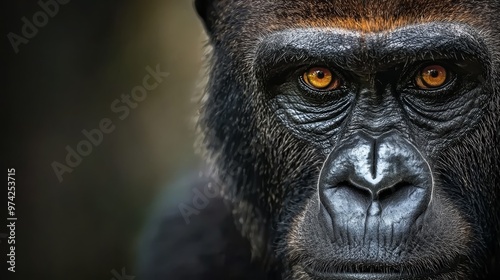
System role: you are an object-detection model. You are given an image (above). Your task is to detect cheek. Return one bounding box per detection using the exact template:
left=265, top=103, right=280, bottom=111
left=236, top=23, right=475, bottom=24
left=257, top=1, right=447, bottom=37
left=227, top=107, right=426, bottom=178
left=402, top=86, right=490, bottom=156
left=271, top=85, right=354, bottom=146
left=433, top=115, right=500, bottom=231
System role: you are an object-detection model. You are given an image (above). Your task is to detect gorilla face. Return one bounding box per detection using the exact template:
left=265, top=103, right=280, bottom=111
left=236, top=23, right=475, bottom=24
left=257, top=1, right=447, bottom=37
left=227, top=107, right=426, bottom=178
left=196, top=0, right=500, bottom=279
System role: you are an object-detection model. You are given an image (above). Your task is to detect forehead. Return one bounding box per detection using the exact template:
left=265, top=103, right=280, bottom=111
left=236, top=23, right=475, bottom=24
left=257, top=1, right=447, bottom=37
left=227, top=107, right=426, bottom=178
left=225, top=0, right=483, bottom=33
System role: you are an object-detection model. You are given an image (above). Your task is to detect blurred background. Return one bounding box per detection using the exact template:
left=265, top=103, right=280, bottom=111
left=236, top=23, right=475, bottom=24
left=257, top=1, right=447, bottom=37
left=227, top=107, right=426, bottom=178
left=3, top=0, right=204, bottom=279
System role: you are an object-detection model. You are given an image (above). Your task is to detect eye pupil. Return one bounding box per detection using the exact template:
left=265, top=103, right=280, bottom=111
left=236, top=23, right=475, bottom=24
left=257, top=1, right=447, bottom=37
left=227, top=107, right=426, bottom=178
left=303, top=67, right=340, bottom=91
left=415, top=64, right=448, bottom=90
left=429, top=70, right=439, bottom=78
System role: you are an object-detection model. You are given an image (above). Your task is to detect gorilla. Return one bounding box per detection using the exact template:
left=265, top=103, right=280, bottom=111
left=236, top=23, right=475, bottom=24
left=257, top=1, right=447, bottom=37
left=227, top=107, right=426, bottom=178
left=139, top=0, right=500, bottom=279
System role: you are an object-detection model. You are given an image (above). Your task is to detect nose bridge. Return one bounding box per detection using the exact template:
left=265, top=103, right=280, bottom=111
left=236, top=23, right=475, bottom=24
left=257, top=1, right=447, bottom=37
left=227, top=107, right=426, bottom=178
left=323, top=130, right=432, bottom=192
left=348, top=133, right=384, bottom=196
left=347, top=131, right=430, bottom=198
left=334, top=132, right=381, bottom=195
left=346, top=85, right=405, bottom=136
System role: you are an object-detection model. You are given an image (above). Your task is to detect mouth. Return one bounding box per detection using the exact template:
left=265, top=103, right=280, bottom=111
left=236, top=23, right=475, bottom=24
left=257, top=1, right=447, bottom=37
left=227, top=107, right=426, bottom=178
left=302, top=259, right=459, bottom=280
left=306, top=271, right=413, bottom=280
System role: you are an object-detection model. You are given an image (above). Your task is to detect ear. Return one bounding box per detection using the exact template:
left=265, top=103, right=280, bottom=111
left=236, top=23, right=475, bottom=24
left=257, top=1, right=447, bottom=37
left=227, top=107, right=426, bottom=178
left=194, top=0, right=217, bottom=36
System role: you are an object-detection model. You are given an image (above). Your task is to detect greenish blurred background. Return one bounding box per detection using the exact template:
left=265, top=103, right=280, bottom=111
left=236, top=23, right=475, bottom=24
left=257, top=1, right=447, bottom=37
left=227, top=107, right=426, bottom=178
left=4, top=0, right=204, bottom=279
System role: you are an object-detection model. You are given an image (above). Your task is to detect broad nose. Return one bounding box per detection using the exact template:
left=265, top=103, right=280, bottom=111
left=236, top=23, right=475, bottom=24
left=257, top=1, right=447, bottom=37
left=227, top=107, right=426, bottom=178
left=319, top=131, right=433, bottom=235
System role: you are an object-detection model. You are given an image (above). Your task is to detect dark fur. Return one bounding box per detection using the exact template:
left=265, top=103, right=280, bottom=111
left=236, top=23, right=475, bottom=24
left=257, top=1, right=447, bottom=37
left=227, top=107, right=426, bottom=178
left=139, top=1, right=500, bottom=279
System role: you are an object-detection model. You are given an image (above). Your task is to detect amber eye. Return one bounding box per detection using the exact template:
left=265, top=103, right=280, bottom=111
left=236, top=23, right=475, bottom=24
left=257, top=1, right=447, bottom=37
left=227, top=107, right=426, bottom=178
left=415, top=64, right=448, bottom=89
left=303, top=67, right=340, bottom=90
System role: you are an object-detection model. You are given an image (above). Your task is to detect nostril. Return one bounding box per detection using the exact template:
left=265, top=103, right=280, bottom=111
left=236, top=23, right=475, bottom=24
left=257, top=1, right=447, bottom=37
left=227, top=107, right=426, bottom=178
left=377, top=181, right=414, bottom=202
left=336, top=181, right=372, bottom=199
left=322, top=181, right=374, bottom=208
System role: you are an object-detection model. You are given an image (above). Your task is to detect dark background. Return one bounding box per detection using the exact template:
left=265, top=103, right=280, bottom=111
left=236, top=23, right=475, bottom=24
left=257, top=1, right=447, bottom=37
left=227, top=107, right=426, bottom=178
left=3, top=0, right=204, bottom=279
